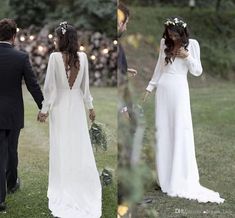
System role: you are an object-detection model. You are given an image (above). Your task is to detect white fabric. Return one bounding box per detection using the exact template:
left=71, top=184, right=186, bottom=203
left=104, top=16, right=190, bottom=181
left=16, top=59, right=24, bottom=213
left=0, top=41, right=12, bottom=45
left=147, top=38, right=224, bottom=204
left=42, top=52, right=102, bottom=217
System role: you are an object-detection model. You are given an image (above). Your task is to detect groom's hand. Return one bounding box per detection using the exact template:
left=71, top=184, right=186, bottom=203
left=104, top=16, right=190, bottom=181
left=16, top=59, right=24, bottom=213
left=128, top=68, right=138, bottom=78
left=37, top=111, right=48, bottom=123
left=120, top=107, right=130, bottom=120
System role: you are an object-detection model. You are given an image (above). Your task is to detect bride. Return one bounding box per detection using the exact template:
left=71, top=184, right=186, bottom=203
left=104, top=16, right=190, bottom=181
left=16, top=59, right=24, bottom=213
left=38, top=22, right=102, bottom=217
left=143, top=17, right=224, bottom=204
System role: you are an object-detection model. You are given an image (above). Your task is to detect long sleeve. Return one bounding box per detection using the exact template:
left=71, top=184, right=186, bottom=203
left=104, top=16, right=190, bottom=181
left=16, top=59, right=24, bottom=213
left=23, top=54, right=44, bottom=109
left=185, top=39, right=203, bottom=76
left=146, top=38, right=165, bottom=92
left=81, top=52, right=94, bottom=110
left=41, top=53, right=57, bottom=114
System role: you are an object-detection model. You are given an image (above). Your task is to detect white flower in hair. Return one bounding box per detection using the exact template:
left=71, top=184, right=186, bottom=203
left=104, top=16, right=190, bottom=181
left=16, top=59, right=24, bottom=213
left=174, top=18, right=179, bottom=23
left=165, top=19, right=175, bottom=26
left=60, top=21, right=68, bottom=35
left=165, top=18, right=187, bottom=28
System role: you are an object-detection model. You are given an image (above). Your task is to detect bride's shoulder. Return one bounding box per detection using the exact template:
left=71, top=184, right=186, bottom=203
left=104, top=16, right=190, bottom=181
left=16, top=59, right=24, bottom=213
left=189, top=38, right=200, bottom=46
left=49, top=51, right=60, bottom=59
left=78, top=51, right=88, bottom=59
left=160, top=38, right=165, bottom=44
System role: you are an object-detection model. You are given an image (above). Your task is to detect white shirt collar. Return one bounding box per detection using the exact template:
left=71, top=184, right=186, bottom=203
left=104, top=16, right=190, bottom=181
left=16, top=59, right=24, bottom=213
left=0, top=41, right=12, bottom=45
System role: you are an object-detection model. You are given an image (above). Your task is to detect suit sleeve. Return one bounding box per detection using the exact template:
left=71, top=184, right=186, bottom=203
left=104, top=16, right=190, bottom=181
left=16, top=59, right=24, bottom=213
left=23, top=54, right=44, bottom=109
left=146, top=38, right=165, bottom=92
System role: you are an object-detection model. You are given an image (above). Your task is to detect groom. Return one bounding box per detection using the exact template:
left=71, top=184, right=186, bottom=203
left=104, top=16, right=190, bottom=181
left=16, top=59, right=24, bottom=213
left=117, top=1, right=139, bottom=207
left=0, top=18, right=44, bottom=211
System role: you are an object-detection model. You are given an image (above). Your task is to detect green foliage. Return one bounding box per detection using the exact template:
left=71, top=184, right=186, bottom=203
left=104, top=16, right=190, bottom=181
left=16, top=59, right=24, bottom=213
left=89, top=122, right=108, bottom=151
left=118, top=163, right=153, bottom=204
left=73, top=0, right=116, bottom=31
left=0, top=0, right=10, bottom=17
left=100, top=168, right=113, bottom=186
left=8, top=0, right=53, bottom=27
left=2, top=0, right=115, bottom=36
left=46, top=0, right=116, bottom=37
left=123, top=0, right=235, bottom=10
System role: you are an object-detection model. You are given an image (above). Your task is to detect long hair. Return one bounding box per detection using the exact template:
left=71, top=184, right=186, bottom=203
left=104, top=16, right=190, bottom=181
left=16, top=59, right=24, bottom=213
left=162, top=16, right=189, bottom=65
left=55, top=23, right=80, bottom=72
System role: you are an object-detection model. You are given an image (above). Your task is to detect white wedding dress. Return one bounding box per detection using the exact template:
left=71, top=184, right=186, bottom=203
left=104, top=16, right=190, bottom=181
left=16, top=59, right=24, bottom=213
left=41, top=52, right=102, bottom=217
left=146, top=38, right=224, bottom=204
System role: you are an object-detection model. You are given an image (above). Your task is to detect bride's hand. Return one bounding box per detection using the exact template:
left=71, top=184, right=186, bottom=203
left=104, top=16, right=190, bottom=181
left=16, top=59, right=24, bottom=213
left=142, top=91, right=151, bottom=103
left=89, top=109, right=96, bottom=122
left=37, top=111, right=48, bottom=123
left=176, top=47, right=189, bottom=59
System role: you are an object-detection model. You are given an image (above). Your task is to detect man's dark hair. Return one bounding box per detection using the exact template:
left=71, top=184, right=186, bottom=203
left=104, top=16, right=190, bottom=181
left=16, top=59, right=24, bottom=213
left=118, top=2, right=130, bottom=23
left=0, top=18, right=17, bottom=41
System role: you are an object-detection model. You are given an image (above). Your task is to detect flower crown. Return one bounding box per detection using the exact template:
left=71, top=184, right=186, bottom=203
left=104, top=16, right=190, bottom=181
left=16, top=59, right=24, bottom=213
left=60, top=21, right=68, bottom=35
left=164, top=18, right=187, bottom=28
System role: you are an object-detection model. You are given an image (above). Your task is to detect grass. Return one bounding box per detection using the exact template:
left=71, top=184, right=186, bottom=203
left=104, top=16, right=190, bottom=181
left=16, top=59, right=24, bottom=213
left=132, top=81, right=235, bottom=218
left=0, top=86, right=117, bottom=218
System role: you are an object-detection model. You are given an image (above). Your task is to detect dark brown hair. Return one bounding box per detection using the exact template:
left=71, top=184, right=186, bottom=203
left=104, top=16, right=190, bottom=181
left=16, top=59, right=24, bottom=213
left=118, top=2, right=130, bottom=23
left=162, top=16, right=189, bottom=65
left=0, top=18, right=17, bottom=41
left=55, top=23, right=80, bottom=72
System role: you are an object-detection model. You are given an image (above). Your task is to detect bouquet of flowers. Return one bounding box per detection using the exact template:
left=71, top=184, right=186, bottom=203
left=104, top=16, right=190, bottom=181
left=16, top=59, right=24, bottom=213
left=100, top=168, right=113, bottom=186
left=89, top=121, right=107, bottom=151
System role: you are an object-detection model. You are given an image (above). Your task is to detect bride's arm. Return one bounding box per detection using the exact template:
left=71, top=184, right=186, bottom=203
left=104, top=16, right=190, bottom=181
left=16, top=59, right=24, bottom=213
left=40, top=53, right=56, bottom=114
left=146, top=38, right=165, bottom=92
left=185, top=39, right=203, bottom=76
left=81, top=52, right=94, bottom=110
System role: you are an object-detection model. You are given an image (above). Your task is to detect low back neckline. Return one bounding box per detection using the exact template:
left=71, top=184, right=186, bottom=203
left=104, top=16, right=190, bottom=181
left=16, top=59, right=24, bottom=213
left=60, top=52, right=80, bottom=90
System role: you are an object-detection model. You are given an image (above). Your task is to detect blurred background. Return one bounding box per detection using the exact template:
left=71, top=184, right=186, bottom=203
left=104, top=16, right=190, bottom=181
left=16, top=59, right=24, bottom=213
left=118, top=1, right=235, bottom=217
left=0, top=0, right=117, bottom=86
left=0, top=0, right=117, bottom=217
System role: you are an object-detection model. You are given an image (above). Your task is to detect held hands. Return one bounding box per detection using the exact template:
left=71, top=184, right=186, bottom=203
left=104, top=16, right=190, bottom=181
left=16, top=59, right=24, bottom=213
left=37, top=111, right=49, bottom=123
left=89, top=109, right=96, bottom=122
left=37, top=109, right=95, bottom=123
left=176, top=47, right=189, bottom=59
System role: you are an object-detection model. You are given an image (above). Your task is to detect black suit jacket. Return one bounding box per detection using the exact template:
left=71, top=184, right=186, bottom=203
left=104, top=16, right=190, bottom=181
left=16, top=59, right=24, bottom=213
left=0, top=43, right=43, bottom=129
left=118, top=44, right=128, bottom=78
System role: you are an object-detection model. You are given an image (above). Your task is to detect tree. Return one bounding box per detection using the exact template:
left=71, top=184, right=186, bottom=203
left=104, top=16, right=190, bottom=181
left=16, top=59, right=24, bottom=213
left=47, top=0, right=116, bottom=36
left=8, top=0, right=116, bottom=36
left=9, top=0, right=55, bottom=27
